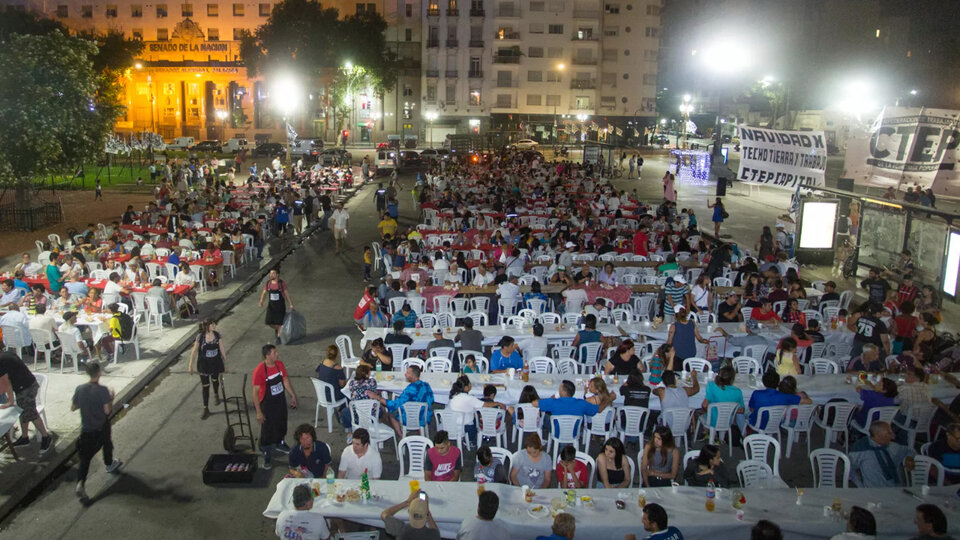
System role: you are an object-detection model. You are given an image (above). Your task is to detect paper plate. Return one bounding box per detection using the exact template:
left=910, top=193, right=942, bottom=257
left=527, top=505, right=549, bottom=518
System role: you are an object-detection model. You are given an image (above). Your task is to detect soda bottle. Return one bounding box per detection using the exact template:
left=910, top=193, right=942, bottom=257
left=705, top=480, right=716, bottom=512
left=376, top=360, right=382, bottom=374
left=360, top=468, right=371, bottom=502
left=477, top=476, right=486, bottom=495
left=326, top=468, right=336, bottom=499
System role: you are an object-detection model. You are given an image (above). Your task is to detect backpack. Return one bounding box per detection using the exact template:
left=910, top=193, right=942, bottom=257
left=115, top=312, right=134, bottom=340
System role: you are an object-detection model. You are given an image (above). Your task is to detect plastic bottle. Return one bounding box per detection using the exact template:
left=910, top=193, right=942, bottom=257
left=376, top=360, right=382, bottom=374
left=326, top=468, right=336, bottom=499
left=705, top=480, right=716, bottom=512
left=477, top=476, right=486, bottom=495
left=360, top=468, right=371, bottom=503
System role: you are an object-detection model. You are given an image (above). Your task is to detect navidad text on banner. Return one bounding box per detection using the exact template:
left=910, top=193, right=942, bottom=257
left=736, top=126, right=828, bottom=190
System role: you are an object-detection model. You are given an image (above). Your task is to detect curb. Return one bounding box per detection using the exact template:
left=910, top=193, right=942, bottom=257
left=0, top=187, right=360, bottom=524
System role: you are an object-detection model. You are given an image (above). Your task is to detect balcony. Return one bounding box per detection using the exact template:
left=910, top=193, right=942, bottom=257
left=570, top=79, right=597, bottom=90
left=426, top=39, right=439, bottom=48
left=447, top=9, right=459, bottom=16
left=426, top=69, right=439, bottom=77
left=445, top=70, right=458, bottom=78
left=494, top=32, right=520, bottom=40
left=446, top=38, right=459, bottom=47
left=571, top=58, right=597, bottom=65
left=572, top=10, right=598, bottom=18
left=493, top=54, right=521, bottom=64
left=469, top=39, right=484, bottom=47
left=468, top=70, right=483, bottom=78
left=427, top=8, right=440, bottom=16
left=469, top=8, right=485, bottom=16
left=571, top=35, right=598, bottom=41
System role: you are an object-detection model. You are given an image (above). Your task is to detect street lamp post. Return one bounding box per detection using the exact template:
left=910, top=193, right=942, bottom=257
left=555, top=63, right=566, bottom=143
left=215, top=109, right=228, bottom=142
left=424, top=111, right=438, bottom=146
left=270, top=74, right=301, bottom=168
left=679, top=94, right=693, bottom=150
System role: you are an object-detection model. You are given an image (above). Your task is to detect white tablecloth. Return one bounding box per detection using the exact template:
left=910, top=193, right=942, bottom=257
left=620, top=322, right=854, bottom=354
left=263, top=478, right=957, bottom=539
left=361, top=323, right=622, bottom=349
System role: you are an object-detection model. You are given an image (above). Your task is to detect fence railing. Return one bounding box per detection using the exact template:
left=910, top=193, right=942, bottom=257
left=0, top=199, right=64, bottom=231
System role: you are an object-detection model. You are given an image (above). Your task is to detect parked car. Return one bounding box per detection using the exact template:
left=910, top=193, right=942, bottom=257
left=191, top=140, right=222, bottom=153
left=419, top=148, right=439, bottom=163
left=166, top=137, right=196, bottom=150
left=398, top=150, right=422, bottom=169
left=651, top=134, right=670, bottom=145
left=510, top=139, right=539, bottom=151
left=320, top=148, right=352, bottom=165
left=252, top=142, right=284, bottom=157
left=223, top=138, right=248, bottom=153
left=290, top=138, right=324, bottom=162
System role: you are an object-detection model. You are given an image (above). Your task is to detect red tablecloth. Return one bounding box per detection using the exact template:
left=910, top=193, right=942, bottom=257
left=579, top=285, right=632, bottom=305
left=85, top=279, right=193, bottom=296
left=420, top=286, right=460, bottom=311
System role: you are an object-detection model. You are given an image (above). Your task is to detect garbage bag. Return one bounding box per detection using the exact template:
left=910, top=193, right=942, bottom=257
left=279, top=309, right=306, bottom=345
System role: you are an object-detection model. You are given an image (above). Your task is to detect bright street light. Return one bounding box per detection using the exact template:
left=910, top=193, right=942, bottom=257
left=344, top=61, right=354, bottom=71
left=698, top=39, right=753, bottom=73
left=835, top=78, right=879, bottom=117
left=270, top=74, right=301, bottom=117
left=910, top=89, right=918, bottom=96
left=557, top=63, right=566, bottom=70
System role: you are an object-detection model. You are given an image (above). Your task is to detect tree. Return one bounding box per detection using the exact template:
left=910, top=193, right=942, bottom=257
left=0, top=32, right=122, bottom=208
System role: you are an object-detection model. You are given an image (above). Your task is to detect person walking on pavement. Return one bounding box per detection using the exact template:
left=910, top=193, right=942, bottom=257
left=374, top=183, right=387, bottom=215
left=72, top=361, right=122, bottom=501
left=331, top=201, right=350, bottom=254
left=188, top=319, right=229, bottom=420
left=253, top=344, right=299, bottom=470
left=259, top=268, right=294, bottom=345
left=0, top=351, right=54, bottom=454
left=361, top=156, right=370, bottom=183
left=94, top=179, right=103, bottom=201
left=708, top=197, right=726, bottom=239
left=318, top=192, right=332, bottom=231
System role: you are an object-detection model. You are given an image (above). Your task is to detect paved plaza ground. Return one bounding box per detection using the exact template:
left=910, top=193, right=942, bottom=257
left=0, top=152, right=955, bottom=538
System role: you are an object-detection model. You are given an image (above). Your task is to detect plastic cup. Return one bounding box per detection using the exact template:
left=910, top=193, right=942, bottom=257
left=409, top=480, right=420, bottom=493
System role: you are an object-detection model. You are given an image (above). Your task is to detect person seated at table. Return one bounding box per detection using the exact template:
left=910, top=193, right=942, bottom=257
left=368, top=365, right=434, bottom=439
left=571, top=313, right=602, bottom=352
left=747, top=370, right=812, bottom=432
left=584, top=298, right=611, bottom=323
left=384, top=320, right=413, bottom=347
left=523, top=281, right=550, bottom=310
left=700, top=365, right=745, bottom=431
left=496, top=274, right=521, bottom=307
left=830, top=506, right=877, bottom=540
left=286, top=423, right=331, bottom=479
left=28, top=303, right=58, bottom=337
left=10, top=271, right=30, bottom=293
left=64, top=272, right=89, bottom=298
left=853, top=377, right=899, bottom=429
left=533, top=379, right=599, bottom=433
left=360, top=339, right=392, bottom=371
left=474, top=445, right=508, bottom=485
left=337, top=427, right=382, bottom=480
left=81, top=288, right=104, bottom=312
left=444, top=262, right=462, bottom=285
left=597, top=262, right=618, bottom=286
left=518, top=322, right=549, bottom=361
left=146, top=278, right=171, bottom=313
left=641, top=425, right=681, bottom=487
left=172, top=261, right=199, bottom=316
left=502, top=247, right=526, bottom=277
left=773, top=337, right=801, bottom=376
left=511, top=433, right=554, bottom=489
left=766, top=278, right=790, bottom=305
left=715, top=292, right=743, bottom=323
left=781, top=298, right=806, bottom=327
left=806, top=319, right=825, bottom=343
left=391, top=303, right=417, bottom=330
left=846, top=343, right=885, bottom=373
left=682, top=443, right=731, bottom=487
left=14, top=253, right=38, bottom=275
left=849, top=421, right=914, bottom=488
left=667, top=306, right=709, bottom=363
left=490, top=336, right=523, bottom=373
left=471, top=263, right=495, bottom=287
left=424, top=327, right=455, bottom=360
left=19, top=284, right=48, bottom=314
left=381, top=278, right=405, bottom=307
left=595, top=437, right=632, bottom=489
left=58, top=311, right=92, bottom=360
left=103, top=272, right=131, bottom=304
left=556, top=444, right=590, bottom=489
left=654, top=367, right=700, bottom=411
left=570, top=262, right=594, bottom=285
left=0, top=279, right=24, bottom=310
left=750, top=297, right=781, bottom=325
left=53, top=288, right=75, bottom=311
left=605, top=339, right=641, bottom=375
left=424, top=429, right=462, bottom=481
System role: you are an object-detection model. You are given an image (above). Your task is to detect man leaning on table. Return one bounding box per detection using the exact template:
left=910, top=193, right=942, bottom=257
left=849, top=420, right=914, bottom=488
left=626, top=503, right=683, bottom=540
left=275, top=484, right=330, bottom=540
left=381, top=491, right=440, bottom=540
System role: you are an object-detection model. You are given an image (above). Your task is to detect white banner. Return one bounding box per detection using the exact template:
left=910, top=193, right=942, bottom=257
left=736, top=125, right=828, bottom=190
left=844, top=107, right=960, bottom=198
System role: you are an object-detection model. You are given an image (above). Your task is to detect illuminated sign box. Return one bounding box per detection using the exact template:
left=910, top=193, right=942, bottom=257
left=798, top=201, right=838, bottom=250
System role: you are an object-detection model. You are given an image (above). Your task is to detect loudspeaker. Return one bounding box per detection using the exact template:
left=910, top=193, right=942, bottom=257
left=716, top=177, right=727, bottom=197
left=837, top=177, right=854, bottom=192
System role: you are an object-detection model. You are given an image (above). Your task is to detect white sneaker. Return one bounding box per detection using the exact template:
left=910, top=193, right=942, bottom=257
left=75, top=482, right=87, bottom=500
left=105, top=459, right=123, bottom=474
left=346, top=433, right=353, bottom=444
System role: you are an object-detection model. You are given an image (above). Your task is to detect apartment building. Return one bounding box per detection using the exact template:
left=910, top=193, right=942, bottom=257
left=421, top=0, right=660, bottom=144
left=0, top=0, right=422, bottom=144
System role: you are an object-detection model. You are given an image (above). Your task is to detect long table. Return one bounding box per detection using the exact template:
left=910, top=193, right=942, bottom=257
left=263, top=478, right=956, bottom=539
left=360, top=323, right=622, bottom=350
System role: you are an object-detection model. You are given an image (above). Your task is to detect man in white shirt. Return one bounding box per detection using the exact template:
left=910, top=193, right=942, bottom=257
left=519, top=323, right=549, bottom=360
left=0, top=279, right=24, bottom=309
left=561, top=286, right=589, bottom=314
left=330, top=202, right=350, bottom=254
left=274, top=484, right=330, bottom=540
left=497, top=275, right=520, bottom=307
left=557, top=242, right=576, bottom=269
left=0, top=308, right=33, bottom=346
left=471, top=264, right=494, bottom=287
left=28, top=304, right=59, bottom=336
left=337, top=428, right=382, bottom=479
left=457, top=491, right=509, bottom=540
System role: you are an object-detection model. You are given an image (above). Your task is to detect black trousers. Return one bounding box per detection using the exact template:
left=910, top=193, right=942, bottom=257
left=77, top=424, right=113, bottom=483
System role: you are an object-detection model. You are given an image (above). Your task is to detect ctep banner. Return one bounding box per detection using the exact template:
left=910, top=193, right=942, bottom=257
left=844, top=107, right=960, bottom=198
left=736, top=125, right=828, bottom=190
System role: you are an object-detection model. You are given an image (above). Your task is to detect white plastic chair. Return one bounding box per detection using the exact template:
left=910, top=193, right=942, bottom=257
left=581, top=408, right=616, bottom=452
left=29, top=328, right=61, bottom=372
left=435, top=409, right=469, bottom=448
left=682, top=450, right=700, bottom=483
left=557, top=358, right=580, bottom=375
left=539, top=312, right=561, bottom=325
left=894, top=404, right=937, bottom=449
left=907, top=456, right=945, bottom=487
left=488, top=446, right=513, bottom=475
left=349, top=399, right=397, bottom=453
left=1, top=325, right=30, bottom=359
left=578, top=342, right=603, bottom=374
left=660, top=408, right=693, bottom=452
left=529, top=356, right=556, bottom=374
left=696, top=402, right=738, bottom=453
left=33, top=372, right=49, bottom=428
left=145, top=295, right=175, bottom=334
left=400, top=402, right=429, bottom=437
left=424, top=357, right=452, bottom=373
left=851, top=406, right=899, bottom=438
left=616, top=406, right=650, bottom=441
left=814, top=401, right=856, bottom=452
left=222, top=250, right=237, bottom=279
left=398, top=435, right=434, bottom=479
left=810, top=448, right=851, bottom=488
left=470, top=296, right=489, bottom=314
left=512, top=404, right=544, bottom=451
left=548, top=415, right=583, bottom=461
left=386, top=344, right=409, bottom=369
left=732, top=356, right=760, bottom=375
left=743, top=434, right=782, bottom=478
left=55, top=330, right=84, bottom=373
left=682, top=357, right=712, bottom=375
left=401, top=357, right=426, bottom=372
left=781, top=404, right=817, bottom=458
left=747, top=405, right=787, bottom=442
left=112, top=312, right=142, bottom=364
left=476, top=407, right=507, bottom=448
left=311, top=378, right=347, bottom=434
left=736, top=459, right=774, bottom=488
left=808, top=358, right=840, bottom=374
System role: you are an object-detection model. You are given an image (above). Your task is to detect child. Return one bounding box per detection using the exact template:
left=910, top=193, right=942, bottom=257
left=892, top=300, right=919, bottom=354
left=362, top=246, right=372, bottom=281
left=463, top=354, right=477, bottom=374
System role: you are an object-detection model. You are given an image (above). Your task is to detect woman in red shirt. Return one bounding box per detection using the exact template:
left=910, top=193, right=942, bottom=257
left=750, top=298, right=782, bottom=323
left=781, top=298, right=807, bottom=327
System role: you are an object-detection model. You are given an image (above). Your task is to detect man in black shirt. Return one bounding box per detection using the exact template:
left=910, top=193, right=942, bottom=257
left=849, top=303, right=890, bottom=358
left=717, top=292, right=744, bottom=322
left=819, top=281, right=840, bottom=303
left=572, top=262, right=593, bottom=284
left=806, top=319, right=825, bottom=343
left=318, top=193, right=332, bottom=231
left=0, top=352, right=53, bottom=453
left=860, top=269, right=890, bottom=305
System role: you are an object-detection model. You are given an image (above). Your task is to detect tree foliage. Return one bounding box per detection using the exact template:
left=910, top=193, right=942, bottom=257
left=0, top=32, right=121, bottom=199
left=240, top=0, right=397, bottom=93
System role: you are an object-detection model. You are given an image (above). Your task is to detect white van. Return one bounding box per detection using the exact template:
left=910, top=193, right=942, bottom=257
left=375, top=150, right=397, bottom=176
left=223, top=138, right=248, bottom=153
left=167, top=137, right=195, bottom=150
